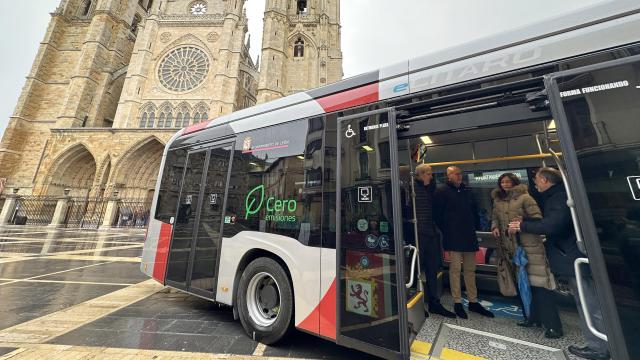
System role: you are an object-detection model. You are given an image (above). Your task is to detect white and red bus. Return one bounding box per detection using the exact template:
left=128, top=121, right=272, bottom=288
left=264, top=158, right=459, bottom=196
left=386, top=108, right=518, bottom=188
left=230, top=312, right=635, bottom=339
left=142, top=1, right=640, bottom=358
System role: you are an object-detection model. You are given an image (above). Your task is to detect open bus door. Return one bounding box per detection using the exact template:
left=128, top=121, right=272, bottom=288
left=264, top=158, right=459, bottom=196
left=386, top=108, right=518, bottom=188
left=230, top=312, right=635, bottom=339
left=336, top=108, right=425, bottom=360
left=546, top=54, right=640, bottom=360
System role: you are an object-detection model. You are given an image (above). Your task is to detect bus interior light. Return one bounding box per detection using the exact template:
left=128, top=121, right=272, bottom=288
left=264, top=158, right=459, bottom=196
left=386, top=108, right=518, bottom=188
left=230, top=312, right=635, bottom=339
left=362, top=145, right=374, bottom=152
left=420, top=135, right=433, bottom=144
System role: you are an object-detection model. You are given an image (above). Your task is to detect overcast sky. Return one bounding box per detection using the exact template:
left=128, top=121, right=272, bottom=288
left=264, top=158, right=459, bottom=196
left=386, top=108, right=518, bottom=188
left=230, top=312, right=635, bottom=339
left=0, top=0, right=605, bottom=138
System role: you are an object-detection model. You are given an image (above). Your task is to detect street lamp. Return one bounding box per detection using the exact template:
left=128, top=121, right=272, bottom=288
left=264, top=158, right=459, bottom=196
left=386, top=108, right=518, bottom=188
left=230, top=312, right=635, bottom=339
left=63, top=188, right=71, bottom=196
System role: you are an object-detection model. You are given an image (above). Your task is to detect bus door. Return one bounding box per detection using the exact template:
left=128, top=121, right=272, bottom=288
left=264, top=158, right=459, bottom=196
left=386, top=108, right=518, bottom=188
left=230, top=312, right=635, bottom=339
left=165, top=142, right=234, bottom=300
left=336, top=108, right=424, bottom=360
left=546, top=54, right=640, bottom=360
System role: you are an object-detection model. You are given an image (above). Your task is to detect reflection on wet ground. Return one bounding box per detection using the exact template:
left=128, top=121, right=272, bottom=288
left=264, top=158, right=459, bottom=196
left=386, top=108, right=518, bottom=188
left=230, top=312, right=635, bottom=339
left=0, top=226, right=584, bottom=359
left=49, top=289, right=377, bottom=359
left=0, top=226, right=373, bottom=359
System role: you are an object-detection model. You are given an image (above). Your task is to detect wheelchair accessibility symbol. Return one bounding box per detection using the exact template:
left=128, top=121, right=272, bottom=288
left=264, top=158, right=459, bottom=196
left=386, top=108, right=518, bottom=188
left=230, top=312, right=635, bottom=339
left=345, top=124, right=356, bottom=138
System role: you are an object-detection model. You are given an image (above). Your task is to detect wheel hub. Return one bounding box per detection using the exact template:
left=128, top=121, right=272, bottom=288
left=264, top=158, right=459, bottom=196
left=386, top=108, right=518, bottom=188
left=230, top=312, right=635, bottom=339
left=246, top=272, right=281, bottom=327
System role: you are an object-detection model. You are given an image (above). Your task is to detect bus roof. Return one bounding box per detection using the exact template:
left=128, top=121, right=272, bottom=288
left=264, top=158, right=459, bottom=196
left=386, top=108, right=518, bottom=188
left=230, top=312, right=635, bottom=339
left=177, top=0, right=640, bottom=140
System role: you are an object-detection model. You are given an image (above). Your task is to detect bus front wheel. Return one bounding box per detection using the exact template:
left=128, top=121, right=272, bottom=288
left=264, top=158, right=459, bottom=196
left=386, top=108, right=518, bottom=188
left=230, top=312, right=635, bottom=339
left=237, top=257, right=293, bottom=344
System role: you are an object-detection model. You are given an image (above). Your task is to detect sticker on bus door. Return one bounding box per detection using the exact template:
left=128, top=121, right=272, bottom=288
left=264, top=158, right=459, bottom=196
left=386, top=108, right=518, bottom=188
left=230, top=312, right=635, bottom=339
left=346, top=279, right=373, bottom=316
left=628, top=176, right=640, bottom=200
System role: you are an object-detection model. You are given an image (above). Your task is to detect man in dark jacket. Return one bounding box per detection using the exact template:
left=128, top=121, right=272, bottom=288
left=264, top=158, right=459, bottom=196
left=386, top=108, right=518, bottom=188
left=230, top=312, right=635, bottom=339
left=434, top=166, right=494, bottom=319
left=414, top=164, right=456, bottom=318
left=510, top=168, right=609, bottom=359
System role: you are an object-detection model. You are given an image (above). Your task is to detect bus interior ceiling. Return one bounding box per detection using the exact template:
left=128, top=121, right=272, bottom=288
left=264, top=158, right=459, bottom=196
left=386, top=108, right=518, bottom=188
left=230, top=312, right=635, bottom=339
left=395, top=98, right=590, bottom=355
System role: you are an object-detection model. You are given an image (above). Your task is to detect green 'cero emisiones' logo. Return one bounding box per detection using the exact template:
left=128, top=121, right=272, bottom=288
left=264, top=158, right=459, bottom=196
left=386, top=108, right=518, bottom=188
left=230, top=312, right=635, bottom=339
left=245, top=185, right=298, bottom=222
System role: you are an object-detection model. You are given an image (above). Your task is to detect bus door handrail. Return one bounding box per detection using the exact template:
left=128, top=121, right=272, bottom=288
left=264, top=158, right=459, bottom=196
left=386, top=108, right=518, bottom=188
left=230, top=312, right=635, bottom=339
left=405, top=245, right=418, bottom=289
left=548, top=148, right=587, bottom=255
left=574, top=257, right=608, bottom=341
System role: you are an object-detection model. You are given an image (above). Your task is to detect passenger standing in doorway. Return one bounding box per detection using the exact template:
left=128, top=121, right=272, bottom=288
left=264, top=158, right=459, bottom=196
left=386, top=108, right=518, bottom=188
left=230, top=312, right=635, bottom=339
left=414, top=164, right=456, bottom=318
left=435, top=166, right=494, bottom=319
left=490, top=173, right=559, bottom=337
left=510, top=168, right=609, bottom=360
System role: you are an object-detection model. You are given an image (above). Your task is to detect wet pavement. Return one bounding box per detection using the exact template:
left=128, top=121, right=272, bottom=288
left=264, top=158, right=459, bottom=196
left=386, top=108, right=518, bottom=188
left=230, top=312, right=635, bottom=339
left=0, top=226, right=586, bottom=359
left=0, top=226, right=376, bottom=359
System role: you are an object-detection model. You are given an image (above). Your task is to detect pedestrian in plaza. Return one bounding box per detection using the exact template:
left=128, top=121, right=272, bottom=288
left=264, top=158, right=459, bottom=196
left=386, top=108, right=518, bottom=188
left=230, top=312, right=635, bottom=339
left=490, top=172, right=558, bottom=334
left=414, top=163, right=456, bottom=318
left=435, top=166, right=494, bottom=319
left=509, top=168, right=610, bottom=359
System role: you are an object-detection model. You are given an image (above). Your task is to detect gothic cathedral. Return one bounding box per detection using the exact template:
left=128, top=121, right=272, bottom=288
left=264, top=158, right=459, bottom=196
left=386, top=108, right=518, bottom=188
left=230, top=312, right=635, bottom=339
left=0, top=0, right=342, bottom=201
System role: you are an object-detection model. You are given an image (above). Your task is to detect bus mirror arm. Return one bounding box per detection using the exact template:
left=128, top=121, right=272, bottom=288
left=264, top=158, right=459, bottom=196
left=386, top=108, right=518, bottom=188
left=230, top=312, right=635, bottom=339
left=549, top=149, right=587, bottom=255
left=574, top=257, right=608, bottom=342
left=405, top=245, right=418, bottom=289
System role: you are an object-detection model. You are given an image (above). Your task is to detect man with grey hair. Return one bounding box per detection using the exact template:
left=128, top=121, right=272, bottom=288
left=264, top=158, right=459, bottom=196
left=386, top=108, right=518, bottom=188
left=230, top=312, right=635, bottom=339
left=435, top=166, right=494, bottom=319
left=510, top=168, right=609, bottom=358
left=414, top=163, right=455, bottom=318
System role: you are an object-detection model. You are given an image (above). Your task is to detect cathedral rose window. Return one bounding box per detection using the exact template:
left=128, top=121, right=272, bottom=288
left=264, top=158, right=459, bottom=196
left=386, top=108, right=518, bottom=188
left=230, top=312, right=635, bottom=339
left=158, top=46, right=210, bottom=92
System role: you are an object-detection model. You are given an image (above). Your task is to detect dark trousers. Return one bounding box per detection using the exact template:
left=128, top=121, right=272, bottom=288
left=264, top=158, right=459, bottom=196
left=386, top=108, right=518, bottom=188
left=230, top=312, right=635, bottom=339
left=529, top=286, right=562, bottom=331
left=418, top=233, right=442, bottom=306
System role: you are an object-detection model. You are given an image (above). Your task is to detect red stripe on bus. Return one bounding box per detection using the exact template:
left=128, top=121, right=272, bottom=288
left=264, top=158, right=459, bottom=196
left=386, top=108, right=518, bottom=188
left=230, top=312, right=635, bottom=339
left=298, top=278, right=336, bottom=339
left=152, top=222, right=172, bottom=282
left=182, top=119, right=212, bottom=135
left=319, top=278, right=337, bottom=340
left=316, top=83, right=379, bottom=113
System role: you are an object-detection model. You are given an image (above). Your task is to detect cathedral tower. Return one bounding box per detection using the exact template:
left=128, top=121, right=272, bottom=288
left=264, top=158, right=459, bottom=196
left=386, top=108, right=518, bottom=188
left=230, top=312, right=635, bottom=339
left=0, top=0, right=145, bottom=187
left=257, top=0, right=342, bottom=104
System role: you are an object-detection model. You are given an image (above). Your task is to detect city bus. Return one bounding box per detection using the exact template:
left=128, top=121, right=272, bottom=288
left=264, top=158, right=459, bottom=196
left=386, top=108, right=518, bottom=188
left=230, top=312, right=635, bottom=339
left=141, top=1, right=640, bottom=358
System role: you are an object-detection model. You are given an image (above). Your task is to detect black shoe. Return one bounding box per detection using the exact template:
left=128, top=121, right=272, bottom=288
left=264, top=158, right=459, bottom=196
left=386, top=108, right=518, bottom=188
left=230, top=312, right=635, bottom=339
left=568, top=345, right=610, bottom=360
left=429, top=303, right=456, bottom=318
left=468, top=302, right=495, bottom=318
left=517, top=319, right=541, bottom=328
left=544, top=328, right=563, bottom=339
left=454, top=303, right=468, bottom=319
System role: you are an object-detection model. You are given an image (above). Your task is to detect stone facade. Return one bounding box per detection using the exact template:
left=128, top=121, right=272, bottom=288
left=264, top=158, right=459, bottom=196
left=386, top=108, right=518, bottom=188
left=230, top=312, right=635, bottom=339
left=257, top=0, right=343, bottom=104
left=0, top=0, right=342, bottom=200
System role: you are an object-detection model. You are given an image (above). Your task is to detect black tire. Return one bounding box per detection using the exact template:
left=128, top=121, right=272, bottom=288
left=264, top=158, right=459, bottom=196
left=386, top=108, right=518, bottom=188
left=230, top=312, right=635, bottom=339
left=237, top=257, right=293, bottom=344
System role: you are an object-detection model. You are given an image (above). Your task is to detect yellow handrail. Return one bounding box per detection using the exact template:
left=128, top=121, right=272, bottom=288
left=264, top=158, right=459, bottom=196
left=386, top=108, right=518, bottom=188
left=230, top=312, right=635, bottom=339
left=426, top=153, right=562, bottom=167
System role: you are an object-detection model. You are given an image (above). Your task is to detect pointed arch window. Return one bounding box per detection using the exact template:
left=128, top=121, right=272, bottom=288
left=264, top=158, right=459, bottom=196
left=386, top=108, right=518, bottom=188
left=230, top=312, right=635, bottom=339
left=193, top=103, right=209, bottom=124
left=147, top=111, right=155, bottom=128
left=175, top=104, right=191, bottom=127
left=297, top=0, right=308, bottom=14
left=165, top=110, right=173, bottom=128
left=157, top=113, right=165, bottom=128
left=139, top=112, right=148, bottom=128
left=294, top=38, right=304, bottom=58
left=79, top=0, right=93, bottom=16
left=157, top=104, right=174, bottom=128
left=139, top=103, right=157, bottom=128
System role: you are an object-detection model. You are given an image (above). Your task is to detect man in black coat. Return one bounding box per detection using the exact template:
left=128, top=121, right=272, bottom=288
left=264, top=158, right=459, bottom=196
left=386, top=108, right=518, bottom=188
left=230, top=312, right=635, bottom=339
left=414, top=164, right=456, bottom=318
left=434, top=166, right=493, bottom=319
left=510, top=168, right=609, bottom=359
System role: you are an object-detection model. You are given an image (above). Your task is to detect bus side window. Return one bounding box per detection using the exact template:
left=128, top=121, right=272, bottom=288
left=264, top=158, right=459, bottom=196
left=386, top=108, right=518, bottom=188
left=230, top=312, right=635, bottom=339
left=223, top=118, right=323, bottom=247
left=154, top=149, right=187, bottom=223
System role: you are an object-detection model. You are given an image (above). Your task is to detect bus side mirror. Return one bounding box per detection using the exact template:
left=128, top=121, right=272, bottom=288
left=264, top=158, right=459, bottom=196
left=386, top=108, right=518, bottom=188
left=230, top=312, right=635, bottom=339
left=170, top=216, right=175, bottom=225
